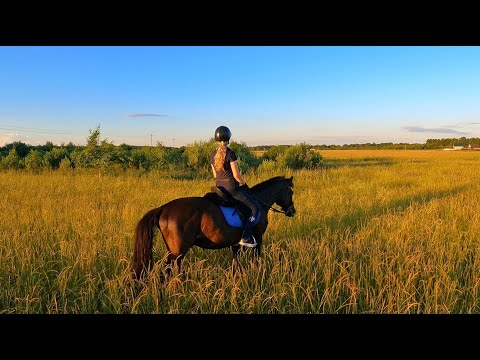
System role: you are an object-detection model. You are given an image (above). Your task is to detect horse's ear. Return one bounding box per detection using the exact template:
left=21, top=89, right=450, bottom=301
left=288, top=176, right=294, bottom=187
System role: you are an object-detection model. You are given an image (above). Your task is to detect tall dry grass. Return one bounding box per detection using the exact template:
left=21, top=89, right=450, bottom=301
left=1, top=149, right=480, bottom=313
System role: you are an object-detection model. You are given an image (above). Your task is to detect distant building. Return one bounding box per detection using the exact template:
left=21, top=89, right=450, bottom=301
left=468, top=144, right=479, bottom=150
left=453, top=143, right=465, bottom=150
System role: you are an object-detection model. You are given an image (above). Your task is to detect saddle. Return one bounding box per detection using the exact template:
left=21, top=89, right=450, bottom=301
left=204, top=186, right=252, bottom=221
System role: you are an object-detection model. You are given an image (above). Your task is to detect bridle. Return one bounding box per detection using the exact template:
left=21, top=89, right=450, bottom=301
left=253, top=194, right=295, bottom=216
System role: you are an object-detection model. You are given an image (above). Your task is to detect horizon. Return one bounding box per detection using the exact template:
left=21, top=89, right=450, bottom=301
left=2, top=130, right=476, bottom=149
left=1, top=46, right=480, bottom=148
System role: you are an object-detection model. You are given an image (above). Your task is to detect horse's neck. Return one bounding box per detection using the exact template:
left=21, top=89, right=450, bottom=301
left=252, top=184, right=279, bottom=209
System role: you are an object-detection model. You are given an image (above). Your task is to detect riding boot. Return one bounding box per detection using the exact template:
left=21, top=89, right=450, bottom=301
left=239, top=216, right=257, bottom=247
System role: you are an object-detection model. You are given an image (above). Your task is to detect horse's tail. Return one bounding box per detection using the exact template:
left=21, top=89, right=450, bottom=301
left=132, top=206, right=163, bottom=279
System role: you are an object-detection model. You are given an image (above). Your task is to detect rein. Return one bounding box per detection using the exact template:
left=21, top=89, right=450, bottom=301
left=252, top=193, right=291, bottom=215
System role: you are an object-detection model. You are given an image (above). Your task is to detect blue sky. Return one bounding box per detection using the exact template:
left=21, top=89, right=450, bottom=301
left=1, top=46, right=480, bottom=147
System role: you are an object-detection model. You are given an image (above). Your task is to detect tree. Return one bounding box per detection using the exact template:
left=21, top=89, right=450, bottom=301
left=1, top=148, right=21, bottom=169
left=1, top=141, right=30, bottom=158
left=25, top=150, right=44, bottom=171
left=71, top=124, right=103, bottom=168
left=87, top=125, right=101, bottom=148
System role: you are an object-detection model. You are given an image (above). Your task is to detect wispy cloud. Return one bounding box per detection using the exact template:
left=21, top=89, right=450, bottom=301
left=127, top=113, right=168, bottom=117
left=403, top=126, right=469, bottom=135
left=441, top=122, right=480, bottom=129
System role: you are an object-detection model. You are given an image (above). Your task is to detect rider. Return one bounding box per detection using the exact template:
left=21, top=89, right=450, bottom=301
left=210, top=125, right=259, bottom=248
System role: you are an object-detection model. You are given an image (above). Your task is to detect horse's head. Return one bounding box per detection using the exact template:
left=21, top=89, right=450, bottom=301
left=276, top=176, right=296, bottom=217
left=250, top=175, right=296, bottom=217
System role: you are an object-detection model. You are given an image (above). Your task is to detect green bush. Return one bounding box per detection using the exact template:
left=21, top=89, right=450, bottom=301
left=110, top=144, right=132, bottom=169
left=25, top=150, right=44, bottom=171
left=183, top=138, right=216, bottom=171
left=129, top=147, right=155, bottom=170
left=150, top=144, right=187, bottom=170
left=256, top=159, right=284, bottom=174
left=162, top=147, right=187, bottom=170
left=59, top=157, right=73, bottom=173
left=262, top=145, right=289, bottom=161
left=1, top=148, right=21, bottom=169
left=43, top=148, right=69, bottom=169
left=277, top=143, right=323, bottom=170
left=229, top=141, right=262, bottom=173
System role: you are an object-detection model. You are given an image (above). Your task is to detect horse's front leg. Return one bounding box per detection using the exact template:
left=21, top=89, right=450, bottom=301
left=253, top=236, right=262, bottom=258
left=231, top=244, right=241, bottom=264
left=230, top=244, right=243, bottom=275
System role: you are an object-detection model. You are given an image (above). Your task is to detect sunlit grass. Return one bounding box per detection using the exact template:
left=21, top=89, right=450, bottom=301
left=1, top=150, right=480, bottom=313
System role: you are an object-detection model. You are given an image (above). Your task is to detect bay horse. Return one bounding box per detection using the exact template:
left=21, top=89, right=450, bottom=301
left=132, top=175, right=295, bottom=279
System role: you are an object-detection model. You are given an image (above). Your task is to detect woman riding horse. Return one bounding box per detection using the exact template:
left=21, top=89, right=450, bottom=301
left=210, top=126, right=259, bottom=248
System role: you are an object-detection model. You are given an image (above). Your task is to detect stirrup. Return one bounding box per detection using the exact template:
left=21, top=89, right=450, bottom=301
left=239, top=236, right=257, bottom=248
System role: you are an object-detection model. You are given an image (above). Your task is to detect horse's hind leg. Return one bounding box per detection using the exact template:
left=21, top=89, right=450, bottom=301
left=165, top=253, right=184, bottom=278
left=163, top=226, right=195, bottom=279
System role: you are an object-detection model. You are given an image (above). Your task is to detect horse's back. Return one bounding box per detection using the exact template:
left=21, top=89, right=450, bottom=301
left=161, top=196, right=220, bottom=223
left=165, top=196, right=217, bottom=210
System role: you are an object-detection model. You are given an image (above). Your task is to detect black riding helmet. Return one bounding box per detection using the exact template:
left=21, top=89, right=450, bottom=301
left=214, top=126, right=232, bottom=142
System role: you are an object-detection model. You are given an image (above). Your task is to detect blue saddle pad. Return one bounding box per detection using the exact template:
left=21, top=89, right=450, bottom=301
left=219, top=206, right=260, bottom=228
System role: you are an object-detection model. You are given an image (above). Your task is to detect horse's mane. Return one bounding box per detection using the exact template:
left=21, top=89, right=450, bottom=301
left=250, top=176, right=286, bottom=192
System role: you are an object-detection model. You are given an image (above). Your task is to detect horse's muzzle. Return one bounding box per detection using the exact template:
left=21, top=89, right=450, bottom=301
left=285, top=205, right=296, bottom=217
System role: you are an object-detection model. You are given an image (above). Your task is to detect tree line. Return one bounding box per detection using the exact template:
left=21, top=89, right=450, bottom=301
left=0, top=125, right=323, bottom=174
left=250, top=137, right=480, bottom=151
left=2, top=126, right=479, bottom=174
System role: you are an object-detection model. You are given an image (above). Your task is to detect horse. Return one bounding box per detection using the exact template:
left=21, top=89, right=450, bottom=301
left=132, top=175, right=296, bottom=279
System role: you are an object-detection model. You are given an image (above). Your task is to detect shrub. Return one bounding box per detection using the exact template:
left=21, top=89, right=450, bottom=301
left=43, top=148, right=70, bottom=169
left=277, top=143, right=323, bottom=170
left=1, top=148, right=21, bottom=169
left=130, top=147, right=155, bottom=170
left=229, top=141, right=262, bottom=173
left=151, top=145, right=187, bottom=170
left=25, top=150, right=44, bottom=171
left=262, top=145, right=289, bottom=161
left=183, top=138, right=216, bottom=171
left=59, top=157, right=73, bottom=172
left=162, top=147, right=187, bottom=170
left=256, top=159, right=284, bottom=174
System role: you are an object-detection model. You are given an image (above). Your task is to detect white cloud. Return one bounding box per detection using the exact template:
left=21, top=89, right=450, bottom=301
left=403, top=126, right=469, bottom=135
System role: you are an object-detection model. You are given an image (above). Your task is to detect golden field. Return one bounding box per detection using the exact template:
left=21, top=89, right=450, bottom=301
left=1, top=149, right=480, bottom=313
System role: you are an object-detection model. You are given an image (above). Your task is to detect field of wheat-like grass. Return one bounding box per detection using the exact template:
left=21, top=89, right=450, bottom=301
left=1, top=149, right=480, bottom=313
